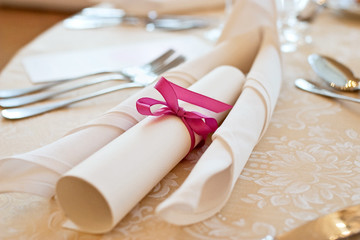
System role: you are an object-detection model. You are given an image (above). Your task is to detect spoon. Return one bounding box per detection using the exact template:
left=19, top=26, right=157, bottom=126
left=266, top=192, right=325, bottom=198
left=262, top=203, right=360, bottom=240
left=294, top=78, right=360, bottom=103
left=308, top=54, right=360, bottom=91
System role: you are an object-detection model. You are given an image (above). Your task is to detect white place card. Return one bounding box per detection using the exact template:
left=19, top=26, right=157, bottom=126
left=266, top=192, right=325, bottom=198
left=22, top=36, right=213, bottom=83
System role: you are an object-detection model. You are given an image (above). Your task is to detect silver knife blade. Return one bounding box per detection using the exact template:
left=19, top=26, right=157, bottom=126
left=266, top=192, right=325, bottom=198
left=263, top=204, right=360, bottom=240
left=63, top=7, right=210, bottom=31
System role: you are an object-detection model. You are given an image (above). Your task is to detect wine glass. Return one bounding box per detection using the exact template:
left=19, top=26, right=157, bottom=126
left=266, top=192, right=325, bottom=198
left=276, top=0, right=312, bottom=52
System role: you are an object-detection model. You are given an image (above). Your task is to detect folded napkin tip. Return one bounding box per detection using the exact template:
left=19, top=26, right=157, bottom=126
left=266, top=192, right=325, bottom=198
left=156, top=201, right=201, bottom=226
left=156, top=197, right=226, bottom=226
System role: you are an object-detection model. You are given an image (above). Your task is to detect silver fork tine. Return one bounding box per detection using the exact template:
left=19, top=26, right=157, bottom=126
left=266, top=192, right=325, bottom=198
left=1, top=54, right=186, bottom=119
left=0, top=48, right=176, bottom=99
left=1, top=56, right=185, bottom=120
left=0, top=51, right=183, bottom=108
left=146, top=49, right=175, bottom=69
left=152, top=55, right=186, bottom=75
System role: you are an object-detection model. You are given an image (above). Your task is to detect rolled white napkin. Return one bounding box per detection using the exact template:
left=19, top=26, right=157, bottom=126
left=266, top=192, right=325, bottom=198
left=56, top=65, right=246, bottom=233
left=0, top=27, right=261, bottom=198
left=95, top=0, right=224, bottom=15
left=156, top=0, right=282, bottom=225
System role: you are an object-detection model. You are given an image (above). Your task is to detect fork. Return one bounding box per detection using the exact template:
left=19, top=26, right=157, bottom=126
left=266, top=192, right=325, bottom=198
left=0, top=49, right=177, bottom=108
left=1, top=54, right=185, bottom=120
left=0, top=74, right=126, bottom=108
left=0, top=49, right=175, bottom=99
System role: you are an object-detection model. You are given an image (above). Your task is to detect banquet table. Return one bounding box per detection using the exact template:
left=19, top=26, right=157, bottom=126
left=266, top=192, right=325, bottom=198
left=1, top=4, right=360, bottom=240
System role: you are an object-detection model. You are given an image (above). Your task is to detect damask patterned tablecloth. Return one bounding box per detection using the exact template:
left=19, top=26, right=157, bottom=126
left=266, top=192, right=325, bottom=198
left=1, top=8, right=360, bottom=240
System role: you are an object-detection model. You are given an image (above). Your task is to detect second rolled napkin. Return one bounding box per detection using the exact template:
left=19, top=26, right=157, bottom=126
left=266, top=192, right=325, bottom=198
left=155, top=0, right=282, bottom=225
left=55, top=65, right=245, bottom=234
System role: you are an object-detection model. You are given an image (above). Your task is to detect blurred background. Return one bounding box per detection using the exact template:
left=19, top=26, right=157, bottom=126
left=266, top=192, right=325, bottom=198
left=0, top=0, right=92, bottom=71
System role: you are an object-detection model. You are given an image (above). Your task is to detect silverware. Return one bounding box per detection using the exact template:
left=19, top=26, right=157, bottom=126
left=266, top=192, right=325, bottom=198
left=295, top=78, right=360, bottom=103
left=262, top=204, right=360, bottom=240
left=297, top=0, right=326, bottom=22
left=301, top=0, right=360, bottom=19
left=81, top=7, right=126, bottom=18
left=0, top=49, right=175, bottom=99
left=1, top=55, right=185, bottom=120
left=63, top=8, right=210, bottom=31
left=326, top=0, right=360, bottom=18
left=63, top=15, right=122, bottom=29
left=143, top=16, right=210, bottom=31
left=308, top=53, right=360, bottom=91
left=0, top=74, right=125, bottom=108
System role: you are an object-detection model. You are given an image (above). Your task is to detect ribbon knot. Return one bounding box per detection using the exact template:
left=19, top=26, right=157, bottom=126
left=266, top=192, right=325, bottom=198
left=176, top=107, right=186, bottom=117
left=136, top=77, right=232, bottom=151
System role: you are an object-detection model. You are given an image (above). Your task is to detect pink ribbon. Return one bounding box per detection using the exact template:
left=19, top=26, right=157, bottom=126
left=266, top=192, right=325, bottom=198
left=136, top=77, right=232, bottom=151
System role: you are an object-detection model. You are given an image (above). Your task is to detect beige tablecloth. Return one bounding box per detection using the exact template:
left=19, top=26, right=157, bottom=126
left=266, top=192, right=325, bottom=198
left=1, top=7, right=360, bottom=240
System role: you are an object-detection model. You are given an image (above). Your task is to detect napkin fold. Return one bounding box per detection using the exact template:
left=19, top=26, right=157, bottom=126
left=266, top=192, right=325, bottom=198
left=0, top=28, right=261, bottom=198
left=56, top=66, right=245, bottom=233
left=218, top=0, right=277, bottom=42
left=156, top=0, right=282, bottom=225
left=95, top=0, right=224, bottom=15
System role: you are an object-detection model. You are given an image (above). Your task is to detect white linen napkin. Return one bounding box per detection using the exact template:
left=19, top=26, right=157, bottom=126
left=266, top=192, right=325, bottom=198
left=0, top=28, right=261, bottom=199
left=56, top=66, right=245, bottom=233
left=156, top=0, right=282, bottom=225
left=95, top=0, right=224, bottom=15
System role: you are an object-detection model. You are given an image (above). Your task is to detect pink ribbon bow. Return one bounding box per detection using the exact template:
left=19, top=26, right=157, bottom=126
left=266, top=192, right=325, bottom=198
left=136, top=77, right=232, bottom=151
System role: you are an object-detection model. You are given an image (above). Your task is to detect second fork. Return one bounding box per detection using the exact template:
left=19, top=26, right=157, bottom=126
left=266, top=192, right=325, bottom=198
left=0, top=48, right=175, bottom=99
left=1, top=54, right=185, bottom=119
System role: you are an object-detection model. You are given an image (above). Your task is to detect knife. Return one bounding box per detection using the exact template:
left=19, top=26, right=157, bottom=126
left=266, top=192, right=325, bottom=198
left=294, top=78, right=360, bottom=103
left=262, top=204, right=360, bottom=240
left=63, top=7, right=210, bottom=31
